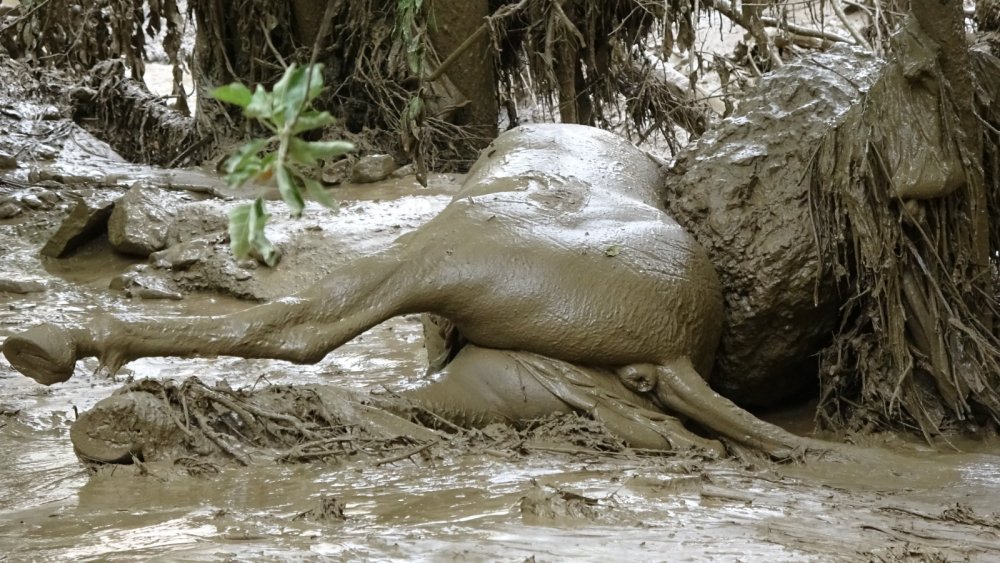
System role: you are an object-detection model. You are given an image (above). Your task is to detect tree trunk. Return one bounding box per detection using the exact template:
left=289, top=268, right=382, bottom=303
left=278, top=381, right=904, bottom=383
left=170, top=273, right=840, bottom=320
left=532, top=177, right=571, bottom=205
left=427, top=0, right=498, bottom=147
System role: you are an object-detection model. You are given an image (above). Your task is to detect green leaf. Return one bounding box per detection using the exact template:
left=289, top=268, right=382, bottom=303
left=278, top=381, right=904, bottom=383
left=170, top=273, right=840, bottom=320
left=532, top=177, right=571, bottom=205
left=303, top=176, right=337, bottom=209
left=248, top=198, right=279, bottom=267
left=223, top=139, right=268, bottom=180
left=223, top=146, right=279, bottom=188
left=291, top=110, right=336, bottom=135
left=228, top=203, right=252, bottom=259
left=288, top=138, right=354, bottom=166
left=305, top=64, right=325, bottom=103
left=275, top=163, right=305, bottom=217
left=212, top=82, right=253, bottom=108
left=274, top=64, right=311, bottom=125
left=245, top=85, right=273, bottom=120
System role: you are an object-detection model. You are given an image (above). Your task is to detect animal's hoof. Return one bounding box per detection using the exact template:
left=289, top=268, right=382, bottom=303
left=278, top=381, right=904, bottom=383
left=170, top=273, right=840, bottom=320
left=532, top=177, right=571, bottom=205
left=2, top=324, right=77, bottom=385
left=71, top=391, right=177, bottom=464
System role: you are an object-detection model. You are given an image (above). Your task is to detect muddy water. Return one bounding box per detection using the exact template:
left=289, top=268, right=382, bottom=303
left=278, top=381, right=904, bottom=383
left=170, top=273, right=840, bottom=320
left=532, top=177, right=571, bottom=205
left=2, top=179, right=1000, bottom=561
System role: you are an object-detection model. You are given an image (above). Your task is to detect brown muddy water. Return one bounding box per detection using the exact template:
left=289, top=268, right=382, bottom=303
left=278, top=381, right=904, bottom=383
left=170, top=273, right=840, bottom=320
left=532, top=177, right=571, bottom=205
left=2, top=169, right=1000, bottom=561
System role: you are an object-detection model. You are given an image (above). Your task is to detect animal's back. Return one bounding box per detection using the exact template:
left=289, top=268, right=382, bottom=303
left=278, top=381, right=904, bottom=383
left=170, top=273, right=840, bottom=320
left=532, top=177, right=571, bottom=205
left=408, top=125, right=723, bottom=376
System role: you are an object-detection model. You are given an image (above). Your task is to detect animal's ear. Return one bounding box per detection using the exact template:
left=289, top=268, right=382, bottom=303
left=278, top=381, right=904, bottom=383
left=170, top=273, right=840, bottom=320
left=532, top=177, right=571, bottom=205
left=616, top=364, right=658, bottom=393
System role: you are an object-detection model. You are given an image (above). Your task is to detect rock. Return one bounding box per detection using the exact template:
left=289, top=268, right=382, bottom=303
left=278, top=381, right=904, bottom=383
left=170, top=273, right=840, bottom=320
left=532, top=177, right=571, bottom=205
left=0, top=151, right=16, bottom=169
left=322, top=158, right=352, bottom=185
left=20, top=194, right=43, bottom=209
left=351, top=154, right=397, bottom=183
left=40, top=196, right=116, bottom=258
left=107, top=183, right=178, bottom=256
left=0, top=278, right=46, bottom=294
left=150, top=239, right=212, bottom=270
left=165, top=200, right=228, bottom=246
left=0, top=201, right=20, bottom=219
left=390, top=163, right=416, bottom=179
left=109, top=266, right=183, bottom=300
left=131, top=285, right=184, bottom=300
left=37, top=190, right=60, bottom=206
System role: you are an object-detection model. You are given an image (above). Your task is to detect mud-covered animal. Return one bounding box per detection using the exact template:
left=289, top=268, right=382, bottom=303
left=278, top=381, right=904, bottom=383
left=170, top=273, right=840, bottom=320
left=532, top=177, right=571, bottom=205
left=3, top=124, right=831, bottom=457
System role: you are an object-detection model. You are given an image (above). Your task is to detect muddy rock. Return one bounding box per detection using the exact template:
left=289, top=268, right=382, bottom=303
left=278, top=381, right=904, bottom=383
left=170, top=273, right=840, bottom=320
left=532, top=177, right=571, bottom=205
left=150, top=238, right=213, bottom=271
left=108, top=183, right=185, bottom=256
left=390, top=163, right=415, bottom=179
left=0, top=201, right=19, bottom=218
left=0, top=278, right=46, bottom=294
left=39, top=195, right=116, bottom=258
left=165, top=200, right=228, bottom=245
left=322, top=158, right=351, bottom=184
left=351, top=154, right=397, bottom=183
left=110, top=265, right=183, bottom=300
left=663, top=47, right=882, bottom=407
left=20, top=193, right=43, bottom=209
left=0, top=150, right=16, bottom=169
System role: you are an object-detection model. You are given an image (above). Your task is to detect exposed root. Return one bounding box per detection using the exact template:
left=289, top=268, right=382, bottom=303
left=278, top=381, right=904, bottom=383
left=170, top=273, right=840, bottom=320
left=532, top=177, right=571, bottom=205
left=72, top=60, right=199, bottom=166
left=812, top=31, right=1000, bottom=437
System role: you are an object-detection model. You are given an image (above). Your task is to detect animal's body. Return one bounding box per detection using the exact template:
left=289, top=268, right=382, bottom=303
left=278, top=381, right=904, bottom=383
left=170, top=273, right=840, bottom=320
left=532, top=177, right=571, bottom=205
left=4, top=124, right=828, bottom=457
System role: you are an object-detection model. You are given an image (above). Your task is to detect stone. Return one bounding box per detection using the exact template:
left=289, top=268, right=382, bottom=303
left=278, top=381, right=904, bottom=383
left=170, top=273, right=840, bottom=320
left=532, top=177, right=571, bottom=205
left=165, top=200, right=228, bottom=246
left=351, top=154, right=397, bottom=183
left=20, top=194, right=43, bottom=209
left=40, top=196, right=115, bottom=258
left=109, top=266, right=183, bottom=300
left=322, top=158, right=351, bottom=185
left=0, top=201, right=20, bottom=219
left=0, top=278, right=46, bottom=294
left=107, top=183, right=178, bottom=257
left=150, top=239, right=211, bottom=271
left=390, top=163, right=415, bottom=179
left=0, top=151, right=16, bottom=169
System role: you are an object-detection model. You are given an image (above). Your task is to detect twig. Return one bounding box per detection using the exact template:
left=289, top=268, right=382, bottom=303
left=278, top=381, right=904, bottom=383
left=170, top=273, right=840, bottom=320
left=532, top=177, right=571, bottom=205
left=166, top=135, right=212, bottom=168
left=373, top=441, right=435, bottom=466
left=0, top=0, right=51, bottom=35
left=209, top=385, right=324, bottom=441
left=706, top=0, right=852, bottom=45
left=192, top=411, right=251, bottom=466
left=160, top=388, right=196, bottom=440
left=831, top=0, right=871, bottom=51
left=190, top=384, right=266, bottom=441
left=425, top=0, right=528, bottom=83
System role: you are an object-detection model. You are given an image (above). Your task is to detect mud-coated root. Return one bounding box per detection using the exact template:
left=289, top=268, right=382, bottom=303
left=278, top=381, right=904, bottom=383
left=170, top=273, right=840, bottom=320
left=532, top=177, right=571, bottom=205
left=2, top=324, right=77, bottom=385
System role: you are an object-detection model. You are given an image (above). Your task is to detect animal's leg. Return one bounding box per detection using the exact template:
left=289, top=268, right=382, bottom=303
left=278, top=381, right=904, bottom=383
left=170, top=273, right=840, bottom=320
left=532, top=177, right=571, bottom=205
left=3, top=248, right=425, bottom=384
left=648, top=358, right=837, bottom=458
left=404, top=346, right=725, bottom=454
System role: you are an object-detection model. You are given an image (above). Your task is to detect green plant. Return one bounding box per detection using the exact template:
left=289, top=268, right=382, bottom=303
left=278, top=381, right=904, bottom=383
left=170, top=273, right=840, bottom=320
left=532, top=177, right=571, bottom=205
left=212, top=63, right=353, bottom=267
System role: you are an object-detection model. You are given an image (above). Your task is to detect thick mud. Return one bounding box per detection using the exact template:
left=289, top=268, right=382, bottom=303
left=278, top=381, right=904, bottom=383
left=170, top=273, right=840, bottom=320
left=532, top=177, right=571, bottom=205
left=2, top=171, right=1000, bottom=560
left=0, top=68, right=998, bottom=558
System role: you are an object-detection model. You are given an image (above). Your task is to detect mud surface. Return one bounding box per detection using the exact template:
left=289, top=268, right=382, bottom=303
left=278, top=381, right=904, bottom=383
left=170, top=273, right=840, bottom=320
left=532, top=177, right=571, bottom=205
left=2, top=168, right=1000, bottom=560
left=1, top=57, right=999, bottom=558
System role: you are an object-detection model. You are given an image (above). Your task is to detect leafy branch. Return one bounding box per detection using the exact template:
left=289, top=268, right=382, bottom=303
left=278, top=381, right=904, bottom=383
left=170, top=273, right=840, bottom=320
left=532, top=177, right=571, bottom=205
left=212, top=63, right=353, bottom=267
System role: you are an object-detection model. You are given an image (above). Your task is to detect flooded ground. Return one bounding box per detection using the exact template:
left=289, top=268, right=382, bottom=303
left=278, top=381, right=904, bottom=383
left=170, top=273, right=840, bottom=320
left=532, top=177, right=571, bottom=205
left=1, top=118, right=1000, bottom=561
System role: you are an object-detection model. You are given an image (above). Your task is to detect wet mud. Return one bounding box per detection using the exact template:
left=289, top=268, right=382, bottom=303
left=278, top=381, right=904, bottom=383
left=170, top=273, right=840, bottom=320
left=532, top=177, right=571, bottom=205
left=3, top=170, right=1000, bottom=560
left=1, top=59, right=999, bottom=558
